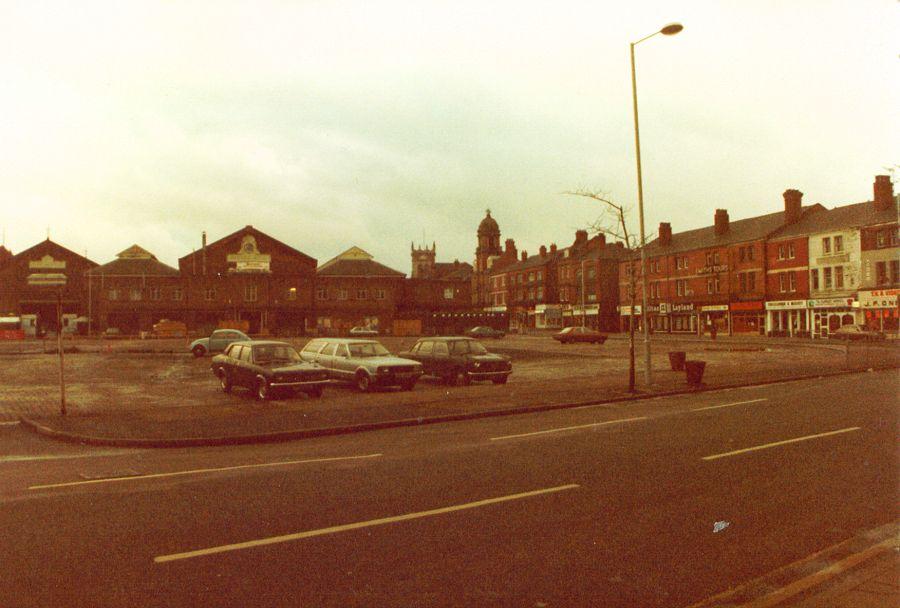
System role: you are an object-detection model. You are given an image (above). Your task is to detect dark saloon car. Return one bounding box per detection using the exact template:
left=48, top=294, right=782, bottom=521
left=465, top=326, right=505, bottom=339
left=553, top=326, right=608, bottom=344
left=399, top=337, right=512, bottom=385
left=211, top=340, right=330, bottom=400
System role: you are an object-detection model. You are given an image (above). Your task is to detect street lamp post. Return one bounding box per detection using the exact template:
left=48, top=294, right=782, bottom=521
left=630, top=22, right=683, bottom=386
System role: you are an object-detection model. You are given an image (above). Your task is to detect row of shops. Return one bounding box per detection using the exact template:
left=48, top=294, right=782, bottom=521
left=616, top=289, right=899, bottom=337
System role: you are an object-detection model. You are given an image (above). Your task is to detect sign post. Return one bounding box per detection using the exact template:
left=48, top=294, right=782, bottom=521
left=27, top=271, right=68, bottom=415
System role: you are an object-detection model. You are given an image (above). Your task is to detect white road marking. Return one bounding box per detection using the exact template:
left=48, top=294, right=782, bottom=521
left=154, top=483, right=580, bottom=563
left=702, top=427, right=861, bottom=461
left=1, top=450, right=145, bottom=463
left=692, top=398, right=768, bottom=412
left=29, top=453, right=383, bottom=490
left=0, top=421, right=20, bottom=426
left=490, top=416, right=647, bottom=441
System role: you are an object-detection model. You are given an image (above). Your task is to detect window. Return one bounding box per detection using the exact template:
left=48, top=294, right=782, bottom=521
left=433, top=342, right=449, bottom=356
left=676, top=257, right=683, bottom=269
left=172, top=288, right=183, bottom=301
left=892, top=260, right=900, bottom=284
left=739, top=273, right=746, bottom=292
left=834, top=235, right=843, bottom=252
left=714, top=252, right=720, bottom=264
left=129, top=289, right=142, bottom=301
left=676, top=279, right=686, bottom=296
left=375, top=289, right=386, bottom=300
left=876, top=261, right=887, bottom=285
left=204, top=288, right=216, bottom=301
left=824, top=267, right=833, bottom=289
left=778, top=245, right=785, bottom=260
left=748, top=272, right=755, bottom=291
left=244, top=285, right=258, bottom=302
left=149, top=287, right=160, bottom=301
left=537, top=271, right=542, bottom=282
left=810, top=268, right=819, bottom=290
left=518, top=274, right=524, bottom=284
left=706, top=252, right=714, bottom=265
left=418, top=341, right=433, bottom=355
left=528, top=272, right=534, bottom=283
left=779, top=273, right=786, bottom=293
left=788, top=243, right=795, bottom=259
left=443, top=288, right=454, bottom=300
left=876, top=231, right=886, bottom=247
left=108, top=289, right=119, bottom=301
left=527, top=288, right=535, bottom=300
left=739, top=248, right=745, bottom=262
left=316, top=288, right=326, bottom=300
left=822, top=237, right=831, bottom=254
left=788, top=272, right=796, bottom=292
left=338, top=289, right=348, bottom=300
left=707, top=277, right=719, bottom=294
left=834, top=266, right=843, bottom=289
left=288, top=287, right=297, bottom=301
left=746, top=246, right=754, bottom=261
left=356, top=289, right=368, bottom=300
left=537, top=286, right=544, bottom=300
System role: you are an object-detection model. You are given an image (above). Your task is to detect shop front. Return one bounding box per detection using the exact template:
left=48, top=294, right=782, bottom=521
left=765, top=300, right=808, bottom=337
left=730, top=301, right=765, bottom=335
left=647, top=303, right=669, bottom=333
left=808, top=297, right=858, bottom=338
left=535, top=304, right=564, bottom=329
left=859, top=289, right=898, bottom=334
left=700, top=304, right=729, bottom=336
left=669, top=303, right=696, bottom=333
left=617, top=305, right=642, bottom=333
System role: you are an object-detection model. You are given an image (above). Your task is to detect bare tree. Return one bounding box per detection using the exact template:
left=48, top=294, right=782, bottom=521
left=566, top=190, right=642, bottom=393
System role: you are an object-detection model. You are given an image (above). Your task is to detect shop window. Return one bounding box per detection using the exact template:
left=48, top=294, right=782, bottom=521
left=822, top=237, right=831, bottom=254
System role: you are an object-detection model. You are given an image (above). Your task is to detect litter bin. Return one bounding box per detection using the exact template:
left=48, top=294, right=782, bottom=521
left=684, top=360, right=706, bottom=386
left=668, top=351, right=686, bottom=371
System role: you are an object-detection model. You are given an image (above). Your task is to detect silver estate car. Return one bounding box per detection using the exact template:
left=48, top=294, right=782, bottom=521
left=299, top=338, right=423, bottom=391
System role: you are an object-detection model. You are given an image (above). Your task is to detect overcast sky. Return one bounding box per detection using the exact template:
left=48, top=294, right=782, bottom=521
left=2, top=1, right=897, bottom=273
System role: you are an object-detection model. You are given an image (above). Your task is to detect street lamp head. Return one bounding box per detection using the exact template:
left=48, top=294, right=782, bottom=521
left=660, top=23, right=684, bottom=36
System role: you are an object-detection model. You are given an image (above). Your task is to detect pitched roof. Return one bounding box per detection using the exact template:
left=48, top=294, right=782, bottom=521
left=317, top=246, right=405, bottom=277
left=639, top=205, right=825, bottom=256
left=770, top=200, right=897, bottom=239
left=502, top=250, right=563, bottom=273
left=433, top=261, right=473, bottom=281
left=7, top=238, right=97, bottom=267
left=88, top=245, right=179, bottom=276
left=178, top=225, right=316, bottom=266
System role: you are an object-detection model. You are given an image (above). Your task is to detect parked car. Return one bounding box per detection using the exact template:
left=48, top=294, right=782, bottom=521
left=466, top=326, right=505, bottom=339
left=829, top=325, right=885, bottom=341
left=211, top=340, right=330, bottom=400
left=103, top=327, right=122, bottom=337
left=553, top=326, right=608, bottom=344
left=349, top=326, right=379, bottom=337
left=399, top=337, right=512, bottom=385
left=189, top=329, right=251, bottom=357
left=299, top=338, right=422, bottom=391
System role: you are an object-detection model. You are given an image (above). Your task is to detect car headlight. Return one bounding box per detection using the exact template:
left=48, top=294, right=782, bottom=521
left=377, top=366, right=388, bottom=374
left=473, top=362, right=481, bottom=368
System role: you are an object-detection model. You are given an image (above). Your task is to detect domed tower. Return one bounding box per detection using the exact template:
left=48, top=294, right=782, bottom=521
left=411, top=241, right=436, bottom=279
left=473, top=209, right=502, bottom=306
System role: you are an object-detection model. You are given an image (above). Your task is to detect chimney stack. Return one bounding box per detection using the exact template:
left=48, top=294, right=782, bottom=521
left=874, top=175, right=894, bottom=212
left=659, top=222, right=672, bottom=246
left=505, top=238, right=517, bottom=259
left=521, top=251, right=528, bottom=261
left=596, top=233, right=606, bottom=248
left=714, top=209, right=729, bottom=236
left=783, top=189, right=803, bottom=224
left=574, top=230, right=588, bottom=246
left=539, top=245, right=547, bottom=257
left=201, top=231, right=207, bottom=276
left=550, top=243, right=557, bottom=253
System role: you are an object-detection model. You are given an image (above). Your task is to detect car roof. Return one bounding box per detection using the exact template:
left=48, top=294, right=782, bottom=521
left=308, top=338, right=380, bottom=344
left=230, top=340, right=293, bottom=347
left=417, top=336, right=474, bottom=341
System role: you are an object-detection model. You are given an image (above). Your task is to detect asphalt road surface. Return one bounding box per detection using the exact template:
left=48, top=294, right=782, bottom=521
left=1, top=370, right=896, bottom=607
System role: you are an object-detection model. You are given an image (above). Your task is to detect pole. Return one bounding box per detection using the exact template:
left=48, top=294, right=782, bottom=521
left=631, top=41, right=652, bottom=385
left=57, top=290, right=66, bottom=415
left=581, top=259, right=586, bottom=327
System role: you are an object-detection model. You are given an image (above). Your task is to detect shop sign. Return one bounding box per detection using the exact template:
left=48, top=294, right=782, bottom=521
left=618, top=305, right=642, bottom=315
left=858, top=289, right=898, bottom=308
left=807, top=297, right=855, bottom=309
left=670, top=303, right=695, bottom=313
left=658, top=303, right=669, bottom=315
left=730, top=301, right=764, bottom=312
left=765, top=300, right=806, bottom=310
left=697, top=264, right=729, bottom=275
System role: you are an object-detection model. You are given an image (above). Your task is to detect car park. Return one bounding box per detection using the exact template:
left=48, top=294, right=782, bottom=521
left=465, top=326, right=505, bottom=339
left=829, top=325, right=885, bottom=341
left=349, top=326, right=379, bottom=336
left=210, top=340, right=330, bottom=400
left=399, top=337, right=512, bottom=385
left=299, top=338, right=423, bottom=391
left=189, top=329, right=251, bottom=357
left=553, top=326, right=608, bottom=344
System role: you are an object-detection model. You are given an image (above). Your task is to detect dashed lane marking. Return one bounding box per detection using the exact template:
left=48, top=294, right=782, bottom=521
left=29, top=453, right=383, bottom=490
left=154, top=483, right=580, bottom=563
left=489, top=416, right=647, bottom=441
left=702, top=427, right=861, bottom=461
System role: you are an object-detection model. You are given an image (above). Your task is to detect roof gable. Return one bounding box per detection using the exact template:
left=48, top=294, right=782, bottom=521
left=317, top=246, right=405, bottom=277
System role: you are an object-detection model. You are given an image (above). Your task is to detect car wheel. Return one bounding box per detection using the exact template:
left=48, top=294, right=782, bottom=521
left=306, top=386, right=323, bottom=399
left=218, top=370, right=232, bottom=394
left=256, top=377, right=271, bottom=401
left=356, top=372, right=371, bottom=392
left=492, top=376, right=508, bottom=385
left=192, top=345, right=206, bottom=358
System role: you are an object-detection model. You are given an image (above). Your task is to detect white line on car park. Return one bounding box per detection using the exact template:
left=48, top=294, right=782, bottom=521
left=489, top=416, right=647, bottom=441
left=29, top=453, right=383, bottom=490
left=0, top=421, right=21, bottom=426
left=701, top=427, right=860, bottom=461
left=691, top=398, right=768, bottom=412
left=154, top=483, right=580, bottom=563
left=1, top=450, right=145, bottom=464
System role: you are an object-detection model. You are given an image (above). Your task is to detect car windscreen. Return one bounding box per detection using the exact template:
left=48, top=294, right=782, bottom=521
left=253, top=345, right=301, bottom=365
left=348, top=342, right=390, bottom=357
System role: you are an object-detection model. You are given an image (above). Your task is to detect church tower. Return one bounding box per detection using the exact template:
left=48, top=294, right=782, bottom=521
left=411, top=242, right=436, bottom=279
left=473, top=210, right=502, bottom=306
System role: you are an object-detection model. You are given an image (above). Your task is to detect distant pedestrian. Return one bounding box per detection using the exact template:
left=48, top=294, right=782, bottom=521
left=710, top=322, right=718, bottom=340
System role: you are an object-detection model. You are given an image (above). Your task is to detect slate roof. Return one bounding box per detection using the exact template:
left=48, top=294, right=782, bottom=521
left=317, top=247, right=405, bottom=277
left=769, top=200, right=897, bottom=239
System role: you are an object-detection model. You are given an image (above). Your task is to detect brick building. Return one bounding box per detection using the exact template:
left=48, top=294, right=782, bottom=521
left=472, top=210, right=503, bottom=307
left=557, top=232, right=629, bottom=331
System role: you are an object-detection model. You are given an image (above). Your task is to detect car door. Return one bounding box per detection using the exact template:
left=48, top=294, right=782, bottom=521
left=314, top=342, right=337, bottom=378
left=432, top=341, right=451, bottom=376
left=333, top=344, right=354, bottom=380
left=416, top=340, right=434, bottom=374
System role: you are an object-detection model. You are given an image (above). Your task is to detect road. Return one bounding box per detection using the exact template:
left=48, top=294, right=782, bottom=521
left=0, top=370, right=896, bottom=607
